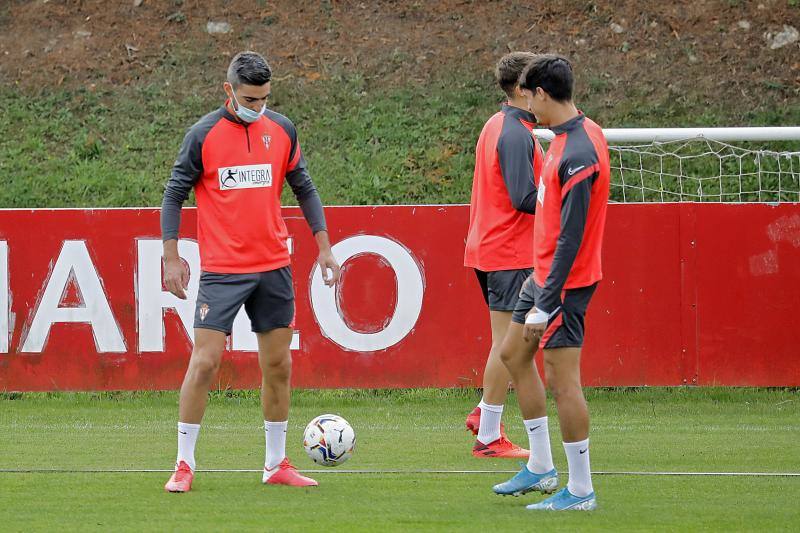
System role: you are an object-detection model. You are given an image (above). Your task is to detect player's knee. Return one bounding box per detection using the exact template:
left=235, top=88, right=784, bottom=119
left=189, top=354, right=221, bottom=383
left=499, top=346, right=521, bottom=370
left=549, top=380, right=581, bottom=403
left=263, top=354, right=292, bottom=381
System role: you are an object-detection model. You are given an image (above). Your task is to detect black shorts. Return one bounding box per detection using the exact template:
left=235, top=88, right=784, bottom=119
left=511, top=277, right=597, bottom=349
left=194, top=267, right=295, bottom=335
left=474, top=268, right=533, bottom=312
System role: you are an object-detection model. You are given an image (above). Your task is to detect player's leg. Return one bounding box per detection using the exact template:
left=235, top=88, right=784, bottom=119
left=249, top=267, right=316, bottom=487
left=178, top=329, right=227, bottom=423
left=525, top=347, right=595, bottom=510
left=165, top=273, right=253, bottom=493
left=176, top=328, right=228, bottom=454
left=499, top=321, right=547, bottom=421
left=472, top=310, right=530, bottom=458
left=527, top=284, right=597, bottom=511
left=258, top=329, right=293, bottom=424
left=544, top=347, right=588, bottom=442
left=466, top=270, right=490, bottom=433
left=164, top=329, right=228, bottom=493
left=469, top=270, right=530, bottom=458
left=469, top=311, right=509, bottom=434
left=492, top=278, right=557, bottom=495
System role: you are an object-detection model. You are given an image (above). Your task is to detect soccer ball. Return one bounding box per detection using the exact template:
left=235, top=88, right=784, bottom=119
left=303, top=414, right=356, bottom=467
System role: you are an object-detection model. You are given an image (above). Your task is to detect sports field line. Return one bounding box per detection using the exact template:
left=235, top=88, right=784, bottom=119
left=1, top=469, right=798, bottom=477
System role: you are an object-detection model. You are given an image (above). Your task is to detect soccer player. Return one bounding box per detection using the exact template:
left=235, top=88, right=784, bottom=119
left=463, top=52, right=544, bottom=458
left=161, top=51, right=341, bottom=492
left=492, top=55, right=609, bottom=511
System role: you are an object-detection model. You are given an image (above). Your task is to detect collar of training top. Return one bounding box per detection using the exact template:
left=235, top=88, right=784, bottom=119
left=501, top=103, right=536, bottom=125
left=550, top=112, right=586, bottom=136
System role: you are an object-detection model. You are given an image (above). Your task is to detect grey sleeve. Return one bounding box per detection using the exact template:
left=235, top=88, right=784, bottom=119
left=161, top=127, right=204, bottom=241
left=286, top=152, right=327, bottom=234
left=537, top=164, right=597, bottom=313
left=497, top=131, right=537, bottom=214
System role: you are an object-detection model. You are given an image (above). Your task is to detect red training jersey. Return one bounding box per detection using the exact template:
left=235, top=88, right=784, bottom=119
left=533, top=113, right=610, bottom=313
left=464, top=104, right=544, bottom=271
left=164, top=104, right=324, bottom=273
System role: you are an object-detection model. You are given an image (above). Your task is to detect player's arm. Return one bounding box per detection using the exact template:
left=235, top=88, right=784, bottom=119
left=497, top=129, right=537, bottom=214
left=285, top=137, right=341, bottom=287
left=161, top=127, right=204, bottom=299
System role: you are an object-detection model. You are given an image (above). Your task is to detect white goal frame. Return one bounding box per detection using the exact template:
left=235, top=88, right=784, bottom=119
left=534, top=126, right=800, bottom=143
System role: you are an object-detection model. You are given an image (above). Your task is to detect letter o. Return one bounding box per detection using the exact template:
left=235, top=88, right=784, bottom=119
left=310, top=235, right=424, bottom=352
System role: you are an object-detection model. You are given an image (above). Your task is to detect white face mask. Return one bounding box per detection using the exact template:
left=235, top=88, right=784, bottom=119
left=230, top=91, right=264, bottom=123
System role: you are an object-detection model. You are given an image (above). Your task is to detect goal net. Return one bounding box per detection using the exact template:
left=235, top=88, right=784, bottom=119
left=536, top=128, right=800, bottom=203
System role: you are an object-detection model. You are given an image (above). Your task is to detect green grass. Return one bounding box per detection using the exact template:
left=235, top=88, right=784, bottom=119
left=1, top=388, right=799, bottom=530
left=3, top=75, right=799, bottom=210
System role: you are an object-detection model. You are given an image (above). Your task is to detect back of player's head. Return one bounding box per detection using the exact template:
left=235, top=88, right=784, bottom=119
left=519, top=54, right=574, bottom=102
left=495, top=52, right=538, bottom=97
left=227, top=51, right=272, bottom=88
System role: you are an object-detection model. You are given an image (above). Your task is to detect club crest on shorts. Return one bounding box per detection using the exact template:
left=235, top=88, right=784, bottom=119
left=199, top=303, right=210, bottom=322
left=262, top=134, right=271, bottom=150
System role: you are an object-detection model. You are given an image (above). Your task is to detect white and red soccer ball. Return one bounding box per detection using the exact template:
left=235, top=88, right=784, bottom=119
left=303, top=414, right=356, bottom=467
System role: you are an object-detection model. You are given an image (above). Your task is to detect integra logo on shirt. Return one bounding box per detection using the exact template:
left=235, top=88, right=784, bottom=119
left=218, top=164, right=273, bottom=190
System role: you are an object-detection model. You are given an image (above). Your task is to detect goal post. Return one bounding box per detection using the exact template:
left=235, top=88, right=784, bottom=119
left=533, top=127, right=800, bottom=203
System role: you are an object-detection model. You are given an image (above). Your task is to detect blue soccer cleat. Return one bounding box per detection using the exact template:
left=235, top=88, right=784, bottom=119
left=526, top=487, right=597, bottom=511
left=492, top=464, right=559, bottom=496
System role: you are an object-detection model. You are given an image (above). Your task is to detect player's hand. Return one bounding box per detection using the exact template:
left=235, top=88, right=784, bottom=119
left=523, top=307, right=548, bottom=343
left=317, top=250, right=341, bottom=287
left=164, top=257, right=189, bottom=300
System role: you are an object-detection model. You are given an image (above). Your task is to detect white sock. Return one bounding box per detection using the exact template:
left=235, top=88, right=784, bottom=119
left=264, top=420, right=288, bottom=471
left=563, top=438, right=593, bottom=497
left=477, top=399, right=503, bottom=444
left=176, top=422, right=200, bottom=471
left=524, top=416, right=554, bottom=474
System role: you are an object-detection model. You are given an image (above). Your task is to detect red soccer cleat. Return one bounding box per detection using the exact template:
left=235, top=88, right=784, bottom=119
left=262, top=458, right=318, bottom=487
left=164, top=460, right=194, bottom=493
left=465, top=406, right=481, bottom=435
left=472, top=436, right=530, bottom=459
left=465, top=406, right=506, bottom=437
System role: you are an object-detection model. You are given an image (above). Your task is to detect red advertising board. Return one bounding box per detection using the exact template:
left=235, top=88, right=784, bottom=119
left=0, top=204, right=798, bottom=391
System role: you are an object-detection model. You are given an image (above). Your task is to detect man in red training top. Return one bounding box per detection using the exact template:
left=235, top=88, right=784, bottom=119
left=160, top=51, right=341, bottom=492
left=492, top=55, right=610, bottom=511
left=464, top=52, right=544, bottom=458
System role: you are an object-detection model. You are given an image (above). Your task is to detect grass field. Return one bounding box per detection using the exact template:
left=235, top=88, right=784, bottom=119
left=2, top=77, right=799, bottom=210
left=1, top=388, right=799, bottom=531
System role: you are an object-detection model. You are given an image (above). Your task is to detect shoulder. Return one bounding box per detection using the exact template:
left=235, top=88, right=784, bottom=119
left=262, top=108, right=297, bottom=140
left=478, top=111, right=504, bottom=137
left=184, top=108, right=225, bottom=144
left=497, top=116, right=534, bottom=151
left=560, top=126, right=599, bottom=172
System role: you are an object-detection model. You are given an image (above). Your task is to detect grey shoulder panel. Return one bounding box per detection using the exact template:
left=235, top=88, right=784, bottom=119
left=161, top=108, right=224, bottom=241
left=496, top=115, right=537, bottom=214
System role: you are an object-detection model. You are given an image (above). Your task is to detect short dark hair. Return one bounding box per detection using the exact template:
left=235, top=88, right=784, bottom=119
left=227, top=51, right=272, bottom=87
left=519, top=54, right=574, bottom=102
left=495, top=52, right=537, bottom=97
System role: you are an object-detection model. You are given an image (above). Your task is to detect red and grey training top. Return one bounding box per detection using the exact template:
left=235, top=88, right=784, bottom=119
left=533, top=113, right=610, bottom=314
left=464, top=104, right=544, bottom=271
left=161, top=103, right=326, bottom=274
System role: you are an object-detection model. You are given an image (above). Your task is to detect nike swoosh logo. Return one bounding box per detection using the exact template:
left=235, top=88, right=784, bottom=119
left=528, top=425, right=542, bottom=432
left=567, top=165, right=585, bottom=176
left=579, top=448, right=588, bottom=454
left=179, top=431, right=187, bottom=435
